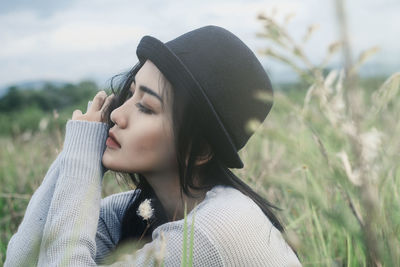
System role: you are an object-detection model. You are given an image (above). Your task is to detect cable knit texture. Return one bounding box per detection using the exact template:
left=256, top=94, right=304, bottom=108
left=4, top=120, right=302, bottom=266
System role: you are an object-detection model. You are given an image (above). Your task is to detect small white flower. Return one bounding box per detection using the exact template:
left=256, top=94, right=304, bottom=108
left=336, top=151, right=362, bottom=186
left=53, top=109, right=59, bottom=119
left=137, top=199, right=154, bottom=221
left=341, top=120, right=357, bottom=137
left=39, top=117, right=49, bottom=131
left=330, top=94, right=345, bottom=115
left=360, top=128, right=383, bottom=164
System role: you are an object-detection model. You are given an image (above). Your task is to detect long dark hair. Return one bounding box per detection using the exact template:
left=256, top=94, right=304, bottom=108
left=102, top=60, right=298, bottom=257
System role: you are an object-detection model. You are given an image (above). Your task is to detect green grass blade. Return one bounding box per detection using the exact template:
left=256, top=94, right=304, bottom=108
left=181, top=202, right=188, bottom=267
left=188, top=206, right=197, bottom=267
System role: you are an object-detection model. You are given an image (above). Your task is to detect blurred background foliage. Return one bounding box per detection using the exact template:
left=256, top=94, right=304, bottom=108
left=0, top=80, right=99, bottom=136
left=234, top=7, right=399, bottom=266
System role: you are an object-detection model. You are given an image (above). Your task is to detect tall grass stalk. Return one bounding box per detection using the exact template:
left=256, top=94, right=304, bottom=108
left=180, top=201, right=196, bottom=267
left=181, top=202, right=188, bottom=267
left=254, top=5, right=400, bottom=266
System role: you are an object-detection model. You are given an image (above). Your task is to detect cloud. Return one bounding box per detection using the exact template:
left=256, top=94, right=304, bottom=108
left=49, top=23, right=145, bottom=51
left=0, top=0, right=398, bottom=88
left=0, top=0, right=77, bottom=18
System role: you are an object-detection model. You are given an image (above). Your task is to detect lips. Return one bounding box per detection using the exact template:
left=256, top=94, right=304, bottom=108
left=108, top=131, right=121, bottom=147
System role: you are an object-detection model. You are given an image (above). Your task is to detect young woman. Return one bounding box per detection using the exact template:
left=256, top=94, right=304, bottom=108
left=5, top=25, right=302, bottom=266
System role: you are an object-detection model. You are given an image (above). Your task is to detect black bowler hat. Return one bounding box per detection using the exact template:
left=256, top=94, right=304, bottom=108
left=136, top=25, right=273, bottom=169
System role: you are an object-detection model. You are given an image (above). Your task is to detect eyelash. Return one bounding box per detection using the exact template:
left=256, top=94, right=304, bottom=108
left=127, top=90, right=153, bottom=115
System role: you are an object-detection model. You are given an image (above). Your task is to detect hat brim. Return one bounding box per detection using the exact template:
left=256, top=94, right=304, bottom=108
left=136, top=36, right=244, bottom=168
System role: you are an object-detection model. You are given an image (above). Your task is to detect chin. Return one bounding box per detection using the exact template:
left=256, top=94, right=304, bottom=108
left=101, top=153, right=116, bottom=171
left=102, top=154, right=131, bottom=173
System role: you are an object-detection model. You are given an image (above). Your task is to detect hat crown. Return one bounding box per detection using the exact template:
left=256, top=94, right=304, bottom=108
left=165, top=25, right=273, bottom=148
left=136, top=25, right=273, bottom=168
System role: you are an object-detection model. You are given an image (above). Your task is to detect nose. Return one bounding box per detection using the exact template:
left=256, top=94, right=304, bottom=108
left=110, top=102, right=128, bottom=129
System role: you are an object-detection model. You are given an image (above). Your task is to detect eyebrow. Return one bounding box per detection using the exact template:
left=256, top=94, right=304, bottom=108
left=132, top=77, right=163, bottom=104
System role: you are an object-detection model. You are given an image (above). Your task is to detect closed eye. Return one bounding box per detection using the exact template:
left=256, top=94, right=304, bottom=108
left=135, top=102, right=153, bottom=114
left=127, top=90, right=154, bottom=115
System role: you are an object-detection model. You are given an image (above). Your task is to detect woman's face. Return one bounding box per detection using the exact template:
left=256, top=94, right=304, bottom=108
left=102, top=59, right=177, bottom=175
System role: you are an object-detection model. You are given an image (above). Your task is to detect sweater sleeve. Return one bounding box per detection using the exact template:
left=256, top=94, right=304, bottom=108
left=4, top=118, right=138, bottom=267
left=4, top=149, right=65, bottom=267
left=36, top=119, right=109, bottom=266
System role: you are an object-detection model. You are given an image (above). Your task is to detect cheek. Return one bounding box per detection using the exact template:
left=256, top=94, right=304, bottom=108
left=130, top=120, right=176, bottom=163
left=134, top=125, right=166, bottom=151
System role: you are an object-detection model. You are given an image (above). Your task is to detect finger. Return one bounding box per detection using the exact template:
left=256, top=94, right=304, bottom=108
left=91, top=91, right=107, bottom=111
left=100, top=93, right=115, bottom=111
left=72, top=109, right=82, bottom=119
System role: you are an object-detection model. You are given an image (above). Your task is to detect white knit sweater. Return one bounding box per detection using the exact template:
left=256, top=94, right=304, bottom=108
left=4, top=120, right=302, bottom=266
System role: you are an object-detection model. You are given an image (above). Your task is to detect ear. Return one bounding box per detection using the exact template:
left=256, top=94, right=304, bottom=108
left=194, top=143, right=214, bottom=166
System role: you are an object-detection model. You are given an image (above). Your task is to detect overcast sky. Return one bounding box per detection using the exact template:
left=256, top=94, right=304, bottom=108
left=0, top=0, right=399, bottom=89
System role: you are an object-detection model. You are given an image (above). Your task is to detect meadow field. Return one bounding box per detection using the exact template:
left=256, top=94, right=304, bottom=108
left=1, top=12, right=399, bottom=267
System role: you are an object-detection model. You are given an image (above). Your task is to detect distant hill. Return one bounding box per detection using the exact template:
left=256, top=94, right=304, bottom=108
left=0, top=80, right=71, bottom=98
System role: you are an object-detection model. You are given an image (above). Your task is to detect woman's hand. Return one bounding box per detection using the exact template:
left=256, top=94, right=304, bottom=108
left=71, top=90, right=114, bottom=123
